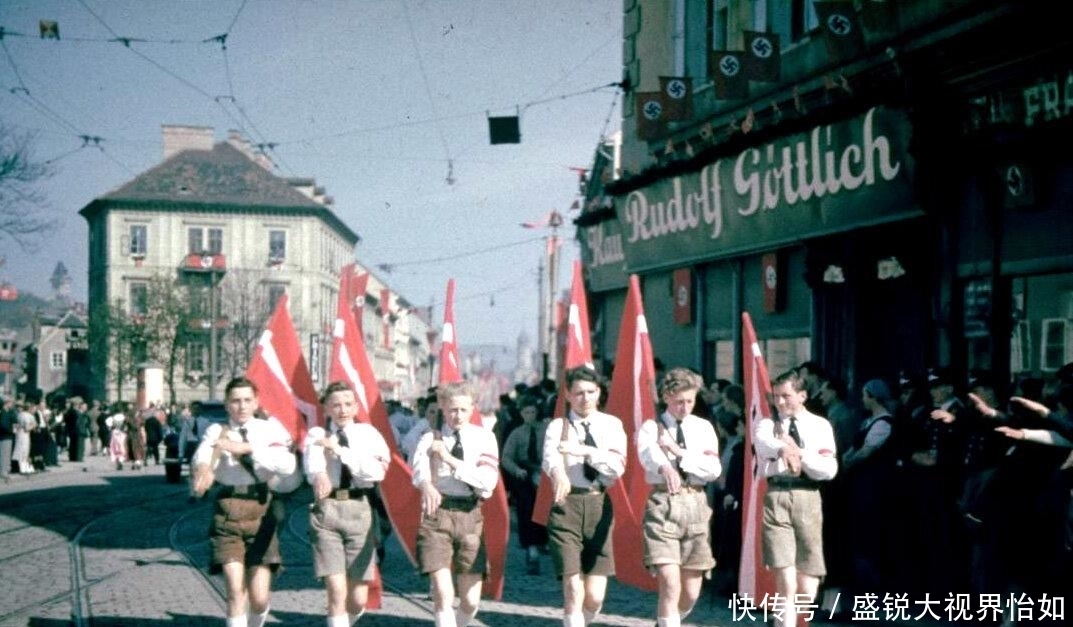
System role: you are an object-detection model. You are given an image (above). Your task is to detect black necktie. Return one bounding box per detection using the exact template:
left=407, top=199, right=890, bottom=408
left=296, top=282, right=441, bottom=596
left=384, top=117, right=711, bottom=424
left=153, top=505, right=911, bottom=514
left=336, top=429, right=352, bottom=489
left=450, top=430, right=464, bottom=460
left=788, top=416, right=803, bottom=448
left=675, top=421, right=688, bottom=479
left=580, top=421, right=599, bottom=482
left=526, top=424, right=539, bottom=466
left=236, top=426, right=255, bottom=473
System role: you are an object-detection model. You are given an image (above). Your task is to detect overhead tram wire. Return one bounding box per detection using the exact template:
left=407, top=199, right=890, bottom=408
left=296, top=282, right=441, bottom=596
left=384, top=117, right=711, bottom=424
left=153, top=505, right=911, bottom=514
left=205, top=0, right=294, bottom=176
left=2, top=33, right=137, bottom=176
left=73, top=0, right=285, bottom=173
left=402, top=1, right=453, bottom=180
left=375, top=236, right=543, bottom=272
left=270, top=81, right=622, bottom=148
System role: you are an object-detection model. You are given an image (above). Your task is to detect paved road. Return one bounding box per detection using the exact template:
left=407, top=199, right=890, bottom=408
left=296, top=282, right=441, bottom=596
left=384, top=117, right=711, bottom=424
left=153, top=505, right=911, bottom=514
left=0, top=454, right=832, bottom=627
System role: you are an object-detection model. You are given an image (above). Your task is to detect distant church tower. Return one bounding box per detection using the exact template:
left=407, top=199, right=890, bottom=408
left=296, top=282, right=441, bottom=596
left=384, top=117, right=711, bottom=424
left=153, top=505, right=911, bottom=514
left=514, top=330, right=536, bottom=385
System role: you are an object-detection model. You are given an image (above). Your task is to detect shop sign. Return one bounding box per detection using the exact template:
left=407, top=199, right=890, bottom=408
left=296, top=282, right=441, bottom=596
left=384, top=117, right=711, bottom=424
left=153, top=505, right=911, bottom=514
left=967, top=68, right=1073, bottom=131
left=615, top=107, right=917, bottom=272
left=579, top=220, right=629, bottom=291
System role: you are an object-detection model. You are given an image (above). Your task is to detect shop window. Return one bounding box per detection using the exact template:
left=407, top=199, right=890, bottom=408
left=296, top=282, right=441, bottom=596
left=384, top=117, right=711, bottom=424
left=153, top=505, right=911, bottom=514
left=1010, top=321, right=1031, bottom=375
left=764, top=337, right=812, bottom=378
left=1040, top=318, right=1072, bottom=372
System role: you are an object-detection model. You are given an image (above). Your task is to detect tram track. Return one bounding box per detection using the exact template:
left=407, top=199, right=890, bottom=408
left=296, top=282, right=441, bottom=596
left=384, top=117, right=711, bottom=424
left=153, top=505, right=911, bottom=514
left=0, top=485, right=190, bottom=626
left=1, top=480, right=439, bottom=626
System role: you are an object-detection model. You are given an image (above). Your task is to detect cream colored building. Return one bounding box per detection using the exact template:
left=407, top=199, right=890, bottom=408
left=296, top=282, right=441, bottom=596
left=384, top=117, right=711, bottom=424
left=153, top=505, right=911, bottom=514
left=80, top=125, right=431, bottom=405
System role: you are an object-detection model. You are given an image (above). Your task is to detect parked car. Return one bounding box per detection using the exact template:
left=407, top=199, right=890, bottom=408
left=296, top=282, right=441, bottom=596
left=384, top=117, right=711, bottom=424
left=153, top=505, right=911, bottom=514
left=163, top=401, right=228, bottom=483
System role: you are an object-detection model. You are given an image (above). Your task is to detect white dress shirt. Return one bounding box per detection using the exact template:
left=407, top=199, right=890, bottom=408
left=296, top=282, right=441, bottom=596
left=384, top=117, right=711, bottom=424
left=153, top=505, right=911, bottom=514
left=303, top=422, right=390, bottom=489
left=541, top=409, right=627, bottom=487
left=193, top=416, right=297, bottom=487
left=753, top=409, right=838, bottom=481
left=637, top=412, right=722, bottom=486
left=411, top=423, right=499, bottom=499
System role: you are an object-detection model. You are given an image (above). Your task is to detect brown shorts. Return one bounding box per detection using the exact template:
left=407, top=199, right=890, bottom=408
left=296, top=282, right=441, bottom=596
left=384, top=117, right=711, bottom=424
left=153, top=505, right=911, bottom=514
left=761, top=485, right=825, bottom=576
left=209, top=493, right=281, bottom=574
left=547, top=491, right=614, bottom=578
left=309, top=496, right=379, bottom=580
left=416, top=499, right=485, bottom=575
left=642, top=487, right=715, bottom=571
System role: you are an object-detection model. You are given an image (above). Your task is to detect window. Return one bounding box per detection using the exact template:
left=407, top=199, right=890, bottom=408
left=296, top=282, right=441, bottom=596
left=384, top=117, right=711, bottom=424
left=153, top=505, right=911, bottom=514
left=188, top=227, right=223, bottom=254
left=765, top=0, right=818, bottom=45
left=129, top=281, right=148, bottom=316
left=50, top=350, right=65, bottom=370
left=681, top=0, right=724, bottom=80
left=129, top=225, right=147, bottom=257
left=1040, top=318, right=1072, bottom=371
left=266, top=283, right=286, bottom=312
left=187, top=341, right=207, bottom=372
left=269, top=230, right=286, bottom=261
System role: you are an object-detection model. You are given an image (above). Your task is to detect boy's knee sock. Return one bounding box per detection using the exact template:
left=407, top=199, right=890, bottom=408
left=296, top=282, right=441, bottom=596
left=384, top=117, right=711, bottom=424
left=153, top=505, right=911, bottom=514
left=247, top=608, right=270, bottom=627
left=434, top=608, right=456, bottom=627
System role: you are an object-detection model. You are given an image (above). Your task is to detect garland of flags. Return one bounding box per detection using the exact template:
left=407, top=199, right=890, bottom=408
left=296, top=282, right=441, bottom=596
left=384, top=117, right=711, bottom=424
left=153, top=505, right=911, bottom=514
left=636, top=0, right=874, bottom=149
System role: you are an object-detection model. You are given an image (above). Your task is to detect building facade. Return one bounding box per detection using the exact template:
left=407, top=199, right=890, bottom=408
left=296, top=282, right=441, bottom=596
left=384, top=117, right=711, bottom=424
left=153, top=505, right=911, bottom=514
left=576, top=1, right=1073, bottom=394
left=80, top=125, right=431, bottom=405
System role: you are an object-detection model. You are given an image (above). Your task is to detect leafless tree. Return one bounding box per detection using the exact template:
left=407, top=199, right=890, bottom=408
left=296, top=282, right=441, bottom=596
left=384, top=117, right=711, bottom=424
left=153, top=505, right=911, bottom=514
left=0, top=126, right=55, bottom=248
left=218, top=269, right=273, bottom=378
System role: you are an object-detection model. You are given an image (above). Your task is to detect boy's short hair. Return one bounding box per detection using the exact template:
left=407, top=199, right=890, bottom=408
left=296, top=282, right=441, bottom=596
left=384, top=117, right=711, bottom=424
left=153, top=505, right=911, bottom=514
left=224, top=376, right=259, bottom=397
left=659, top=367, right=703, bottom=397
left=319, top=380, right=355, bottom=404
left=773, top=370, right=806, bottom=391
left=565, top=366, right=602, bottom=389
left=437, top=381, right=476, bottom=404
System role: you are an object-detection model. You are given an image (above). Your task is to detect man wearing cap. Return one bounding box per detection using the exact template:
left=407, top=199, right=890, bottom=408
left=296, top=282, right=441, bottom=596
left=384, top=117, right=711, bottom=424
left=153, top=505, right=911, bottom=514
left=910, top=367, right=967, bottom=595
left=304, top=381, right=390, bottom=627
left=637, top=367, right=722, bottom=627
left=754, top=370, right=838, bottom=627
left=543, top=365, right=627, bottom=627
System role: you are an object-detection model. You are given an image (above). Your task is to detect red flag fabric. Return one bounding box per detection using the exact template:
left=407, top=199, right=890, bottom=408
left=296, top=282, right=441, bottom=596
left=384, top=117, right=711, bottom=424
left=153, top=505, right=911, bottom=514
left=245, top=294, right=320, bottom=444
left=435, top=279, right=510, bottom=600
left=349, top=270, right=369, bottom=333
left=330, top=264, right=423, bottom=595
left=533, top=260, right=594, bottom=525
left=740, top=312, right=777, bottom=602
left=602, top=274, right=658, bottom=592
left=438, top=279, right=462, bottom=384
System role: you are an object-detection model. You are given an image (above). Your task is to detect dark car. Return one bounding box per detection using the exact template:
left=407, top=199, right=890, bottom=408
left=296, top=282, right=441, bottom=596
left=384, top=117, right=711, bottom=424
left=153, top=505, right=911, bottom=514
left=163, top=401, right=228, bottom=483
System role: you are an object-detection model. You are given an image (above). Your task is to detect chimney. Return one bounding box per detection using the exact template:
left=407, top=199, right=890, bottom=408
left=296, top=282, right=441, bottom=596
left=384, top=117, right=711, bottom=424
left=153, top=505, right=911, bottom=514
left=162, top=125, right=214, bottom=160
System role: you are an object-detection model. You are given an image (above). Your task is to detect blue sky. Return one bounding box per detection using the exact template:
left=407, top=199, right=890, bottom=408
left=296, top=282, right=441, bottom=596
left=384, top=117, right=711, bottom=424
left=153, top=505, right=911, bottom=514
left=0, top=0, right=621, bottom=347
